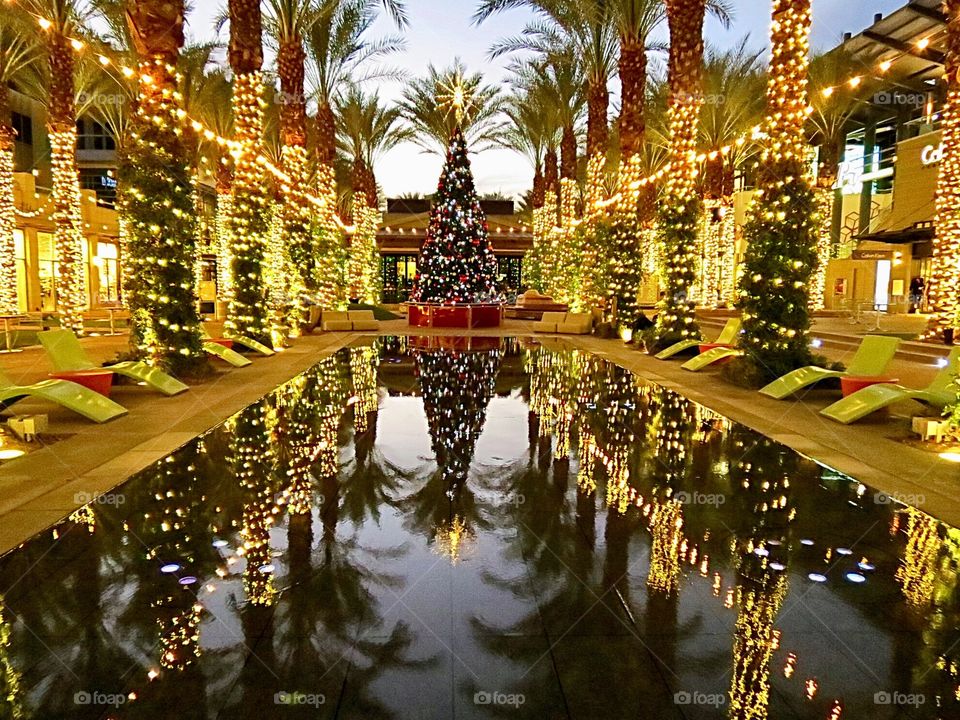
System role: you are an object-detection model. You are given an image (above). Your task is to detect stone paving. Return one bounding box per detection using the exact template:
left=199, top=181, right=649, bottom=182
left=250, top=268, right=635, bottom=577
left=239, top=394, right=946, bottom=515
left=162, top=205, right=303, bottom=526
left=1, top=316, right=958, bottom=555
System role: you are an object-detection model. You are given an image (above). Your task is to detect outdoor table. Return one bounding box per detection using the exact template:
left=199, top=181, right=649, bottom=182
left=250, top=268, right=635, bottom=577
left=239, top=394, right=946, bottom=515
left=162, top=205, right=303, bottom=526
left=49, top=369, right=115, bottom=398
left=0, top=314, right=26, bottom=353
left=840, top=376, right=900, bottom=398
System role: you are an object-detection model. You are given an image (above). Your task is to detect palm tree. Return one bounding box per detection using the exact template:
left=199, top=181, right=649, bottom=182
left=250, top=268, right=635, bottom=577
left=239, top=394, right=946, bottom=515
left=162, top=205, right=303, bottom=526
left=807, top=49, right=859, bottom=310
left=478, top=2, right=618, bottom=207
left=696, top=40, right=765, bottom=307
left=20, top=0, right=100, bottom=333
left=654, top=0, right=709, bottom=344
left=306, top=0, right=407, bottom=177
left=264, top=0, right=320, bottom=291
left=305, top=0, right=405, bottom=308
left=119, top=0, right=209, bottom=374
left=0, top=8, right=40, bottom=315
left=337, top=87, right=408, bottom=301
left=224, top=0, right=272, bottom=345
left=399, top=59, right=505, bottom=155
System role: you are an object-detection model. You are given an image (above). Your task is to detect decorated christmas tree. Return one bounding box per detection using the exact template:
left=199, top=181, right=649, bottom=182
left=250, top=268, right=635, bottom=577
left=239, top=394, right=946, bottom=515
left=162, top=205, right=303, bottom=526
left=412, top=126, right=500, bottom=303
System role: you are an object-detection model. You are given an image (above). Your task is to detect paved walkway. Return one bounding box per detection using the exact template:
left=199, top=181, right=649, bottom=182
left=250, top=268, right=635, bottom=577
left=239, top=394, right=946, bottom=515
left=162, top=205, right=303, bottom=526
left=0, top=316, right=958, bottom=555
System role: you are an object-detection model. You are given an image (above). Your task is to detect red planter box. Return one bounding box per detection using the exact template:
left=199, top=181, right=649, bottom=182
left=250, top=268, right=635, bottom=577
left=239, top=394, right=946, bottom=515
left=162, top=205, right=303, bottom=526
left=50, top=369, right=115, bottom=398
left=407, top=304, right=503, bottom=329
left=840, top=376, right=899, bottom=397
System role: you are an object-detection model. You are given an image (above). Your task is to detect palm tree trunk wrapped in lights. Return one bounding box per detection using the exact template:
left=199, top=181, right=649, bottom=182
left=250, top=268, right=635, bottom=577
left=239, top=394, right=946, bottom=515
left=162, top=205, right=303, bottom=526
left=120, top=1, right=208, bottom=374
left=654, top=0, right=707, bottom=343
left=226, top=0, right=271, bottom=346
left=46, top=29, right=86, bottom=333
left=540, top=148, right=560, bottom=298
left=0, top=106, right=15, bottom=316
left=215, top=166, right=234, bottom=307
left=734, top=0, right=819, bottom=383
left=925, top=0, right=960, bottom=343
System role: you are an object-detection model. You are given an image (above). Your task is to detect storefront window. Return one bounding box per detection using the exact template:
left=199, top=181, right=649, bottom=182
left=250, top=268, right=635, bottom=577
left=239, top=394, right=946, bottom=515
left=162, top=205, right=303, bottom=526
left=381, top=254, right=418, bottom=303
left=37, top=231, right=56, bottom=312
left=13, top=230, right=27, bottom=313
left=92, top=241, right=119, bottom=305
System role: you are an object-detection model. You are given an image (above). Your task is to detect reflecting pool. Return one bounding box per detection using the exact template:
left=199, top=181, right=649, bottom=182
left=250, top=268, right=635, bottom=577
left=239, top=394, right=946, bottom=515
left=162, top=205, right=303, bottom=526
left=1, top=336, right=959, bottom=719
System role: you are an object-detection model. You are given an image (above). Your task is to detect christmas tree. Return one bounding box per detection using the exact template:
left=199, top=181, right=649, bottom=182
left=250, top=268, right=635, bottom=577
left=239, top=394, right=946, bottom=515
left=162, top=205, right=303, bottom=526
left=412, top=126, right=500, bottom=303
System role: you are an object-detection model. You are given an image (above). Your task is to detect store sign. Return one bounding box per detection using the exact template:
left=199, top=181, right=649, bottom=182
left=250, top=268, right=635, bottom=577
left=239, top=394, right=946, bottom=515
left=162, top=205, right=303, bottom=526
left=921, top=143, right=945, bottom=166
left=852, top=250, right=893, bottom=260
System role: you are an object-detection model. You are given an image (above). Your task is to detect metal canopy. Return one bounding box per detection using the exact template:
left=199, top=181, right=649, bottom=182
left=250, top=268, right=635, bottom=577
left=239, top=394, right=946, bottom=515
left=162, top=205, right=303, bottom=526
left=835, top=0, right=947, bottom=121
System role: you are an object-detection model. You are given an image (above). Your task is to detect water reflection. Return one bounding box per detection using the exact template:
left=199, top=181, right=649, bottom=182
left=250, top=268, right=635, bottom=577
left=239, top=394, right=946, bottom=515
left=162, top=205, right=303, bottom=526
left=0, top=338, right=959, bottom=717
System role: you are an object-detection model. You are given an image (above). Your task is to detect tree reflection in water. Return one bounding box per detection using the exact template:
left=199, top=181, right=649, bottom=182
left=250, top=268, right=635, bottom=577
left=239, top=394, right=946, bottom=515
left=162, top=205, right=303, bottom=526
left=6, top=340, right=960, bottom=717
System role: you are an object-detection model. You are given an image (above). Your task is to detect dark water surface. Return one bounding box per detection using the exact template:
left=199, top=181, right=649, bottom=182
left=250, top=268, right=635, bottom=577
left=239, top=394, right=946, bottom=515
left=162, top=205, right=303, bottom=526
left=0, top=336, right=958, bottom=719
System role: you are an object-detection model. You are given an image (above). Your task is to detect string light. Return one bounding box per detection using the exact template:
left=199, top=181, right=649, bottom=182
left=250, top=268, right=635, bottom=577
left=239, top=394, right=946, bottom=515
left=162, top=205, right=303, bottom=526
left=0, top=125, right=16, bottom=314
left=923, top=0, right=960, bottom=342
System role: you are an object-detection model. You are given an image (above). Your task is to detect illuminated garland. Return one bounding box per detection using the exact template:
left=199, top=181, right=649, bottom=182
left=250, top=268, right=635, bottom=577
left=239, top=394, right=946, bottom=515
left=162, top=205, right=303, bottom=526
left=734, top=0, right=819, bottom=383
left=280, top=143, right=313, bottom=287
left=0, top=128, right=16, bottom=314
left=230, top=403, right=278, bottom=607
left=265, top=204, right=291, bottom=345
left=809, top=187, right=833, bottom=311
left=348, top=196, right=381, bottom=304
left=350, top=346, right=379, bottom=435
left=656, top=0, right=707, bottom=342
left=539, top=189, right=559, bottom=297
left=226, top=71, right=271, bottom=346
left=925, top=0, right=960, bottom=341
left=584, top=153, right=606, bottom=213
left=49, top=127, right=87, bottom=333
left=215, top=190, right=233, bottom=304
left=119, top=60, right=207, bottom=373
left=647, top=499, right=684, bottom=595
left=729, top=575, right=788, bottom=720
left=0, top=595, right=23, bottom=718
left=313, top=163, right=344, bottom=308
left=896, top=507, right=941, bottom=608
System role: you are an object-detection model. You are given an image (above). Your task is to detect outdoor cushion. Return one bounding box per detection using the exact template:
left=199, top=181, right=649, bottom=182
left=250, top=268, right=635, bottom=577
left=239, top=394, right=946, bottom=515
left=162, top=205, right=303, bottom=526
left=323, top=312, right=352, bottom=332
left=533, top=312, right=565, bottom=333
left=533, top=321, right=558, bottom=333
left=348, top=311, right=380, bottom=331
left=556, top=313, right=592, bottom=335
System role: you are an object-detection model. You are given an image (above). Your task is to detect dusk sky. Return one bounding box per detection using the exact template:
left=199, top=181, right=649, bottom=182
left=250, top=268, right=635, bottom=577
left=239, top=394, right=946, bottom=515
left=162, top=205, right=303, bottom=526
left=188, top=0, right=908, bottom=199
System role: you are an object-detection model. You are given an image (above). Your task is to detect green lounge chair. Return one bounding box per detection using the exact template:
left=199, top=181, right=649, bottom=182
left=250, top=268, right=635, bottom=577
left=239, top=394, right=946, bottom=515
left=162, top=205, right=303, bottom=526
left=203, top=341, right=252, bottom=367
left=759, top=336, right=901, bottom=400
left=0, top=369, right=127, bottom=423
left=681, top=346, right=744, bottom=372
left=38, top=330, right=189, bottom=397
left=655, top=318, right=741, bottom=360
left=201, top=326, right=274, bottom=357
left=820, top=347, right=960, bottom=424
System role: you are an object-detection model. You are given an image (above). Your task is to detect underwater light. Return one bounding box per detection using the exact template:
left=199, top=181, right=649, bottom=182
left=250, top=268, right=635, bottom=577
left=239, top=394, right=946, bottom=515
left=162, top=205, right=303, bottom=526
left=754, top=547, right=770, bottom=557
left=808, top=573, right=828, bottom=583
left=212, top=539, right=228, bottom=548
left=939, top=452, right=960, bottom=463
left=858, top=561, right=875, bottom=571
left=769, top=562, right=786, bottom=571
left=179, top=576, right=197, bottom=586
left=844, top=573, right=866, bottom=584
left=258, top=564, right=275, bottom=573
left=836, top=548, right=853, bottom=556
left=0, top=449, right=25, bottom=460
left=800, top=539, right=814, bottom=546
left=160, top=563, right=180, bottom=574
